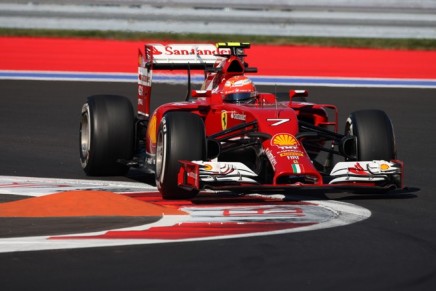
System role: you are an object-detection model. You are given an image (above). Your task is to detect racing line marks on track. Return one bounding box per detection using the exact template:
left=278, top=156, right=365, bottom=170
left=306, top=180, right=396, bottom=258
left=0, top=176, right=371, bottom=253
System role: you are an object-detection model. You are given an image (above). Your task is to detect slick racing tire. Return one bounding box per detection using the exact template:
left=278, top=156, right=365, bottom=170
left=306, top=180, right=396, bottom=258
left=345, top=109, right=396, bottom=161
left=156, top=111, right=206, bottom=200
left=80, top=95, right=135, bottom=175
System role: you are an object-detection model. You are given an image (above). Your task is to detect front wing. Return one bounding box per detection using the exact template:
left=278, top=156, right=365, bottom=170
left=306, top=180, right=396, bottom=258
left=177, top=160, right=403, bottom=194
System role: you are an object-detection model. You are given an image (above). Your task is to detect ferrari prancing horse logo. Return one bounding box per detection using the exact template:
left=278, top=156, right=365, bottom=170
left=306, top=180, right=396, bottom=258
left=221, top=111, right=228, bottom=130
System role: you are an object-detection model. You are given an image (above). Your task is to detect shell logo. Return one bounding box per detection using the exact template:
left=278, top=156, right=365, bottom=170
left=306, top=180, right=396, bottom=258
left=203, top=164, right=213, bottom=171
left=271, top=133, right=298, bottom=147
left=380, top=163, right=390, bottom=171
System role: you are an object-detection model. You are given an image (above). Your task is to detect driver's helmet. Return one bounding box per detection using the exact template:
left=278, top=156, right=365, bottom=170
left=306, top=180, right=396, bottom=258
left=222, top=76, right=257, bottom=104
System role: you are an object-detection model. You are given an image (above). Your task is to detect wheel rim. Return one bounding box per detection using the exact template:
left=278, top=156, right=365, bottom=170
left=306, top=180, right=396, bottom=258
left=156, top=129, right=164, bottom=180
left=345, top=117, right=353, bottom=136
left=80, top=104, right=91, bottom=165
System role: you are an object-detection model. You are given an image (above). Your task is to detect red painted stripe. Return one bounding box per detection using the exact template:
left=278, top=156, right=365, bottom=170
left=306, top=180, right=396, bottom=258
left=247, top=45, right=436, bottom=79
left=0, top=37, right=143, bottom=73
left=1, top=36, right=436, bottom=79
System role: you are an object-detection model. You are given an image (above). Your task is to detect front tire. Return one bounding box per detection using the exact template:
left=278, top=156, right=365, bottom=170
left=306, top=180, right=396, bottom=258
left=80, top=95, right=135, bottom=175
left=345, top=109, right=396, bottom=161
left=156, top=111, right=206, bottom=199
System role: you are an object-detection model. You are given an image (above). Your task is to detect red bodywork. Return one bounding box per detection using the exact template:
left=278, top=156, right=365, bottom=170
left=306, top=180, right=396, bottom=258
left=136, top=43, right=403, bottom=194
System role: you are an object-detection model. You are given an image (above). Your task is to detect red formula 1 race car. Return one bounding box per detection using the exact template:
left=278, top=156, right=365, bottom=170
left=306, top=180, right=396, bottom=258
left=79, top=42, right=403, bottom=199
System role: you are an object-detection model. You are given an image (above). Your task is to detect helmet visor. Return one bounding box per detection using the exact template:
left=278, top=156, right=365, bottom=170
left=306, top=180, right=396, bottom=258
left=224, top=92, right=254, bottom=103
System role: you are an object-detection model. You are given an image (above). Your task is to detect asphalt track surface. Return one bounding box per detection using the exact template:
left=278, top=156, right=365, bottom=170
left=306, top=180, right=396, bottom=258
left=0, top=80, right=435, bottom=290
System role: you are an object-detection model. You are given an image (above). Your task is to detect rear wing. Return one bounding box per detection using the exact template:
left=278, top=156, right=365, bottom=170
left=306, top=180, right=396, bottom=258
left=142, top=43, right=230, bottom=70
left=137, top=42, right=251, bottom=117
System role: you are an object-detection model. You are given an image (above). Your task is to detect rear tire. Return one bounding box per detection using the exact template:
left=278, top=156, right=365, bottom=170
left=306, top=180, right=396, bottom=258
left=80, top=95, right=135, bottom=175
left=156, top=111, right=206, bottom=199
left=345, top=109, right=396, bottom=161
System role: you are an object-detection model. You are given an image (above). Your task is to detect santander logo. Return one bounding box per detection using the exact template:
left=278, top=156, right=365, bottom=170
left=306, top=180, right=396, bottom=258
left=151, top=46, right=163, bottom=55
left=348, top=163, right=369, bottom=176
left=151, top=44, right=229, bottom=56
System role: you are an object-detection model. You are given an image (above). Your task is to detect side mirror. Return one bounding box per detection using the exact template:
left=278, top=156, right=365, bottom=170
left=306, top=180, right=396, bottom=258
left=289, top=89, right=308, bottom=102
left=191, top=90, right=212, bottom=98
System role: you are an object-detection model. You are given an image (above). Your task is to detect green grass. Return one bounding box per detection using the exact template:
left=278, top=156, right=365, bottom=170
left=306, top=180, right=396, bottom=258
left=1, top=28, right=436, bottom=50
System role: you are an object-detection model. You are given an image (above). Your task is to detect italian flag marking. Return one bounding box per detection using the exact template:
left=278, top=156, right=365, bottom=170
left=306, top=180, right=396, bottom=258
left=292, top=164, right=303, bottom=174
